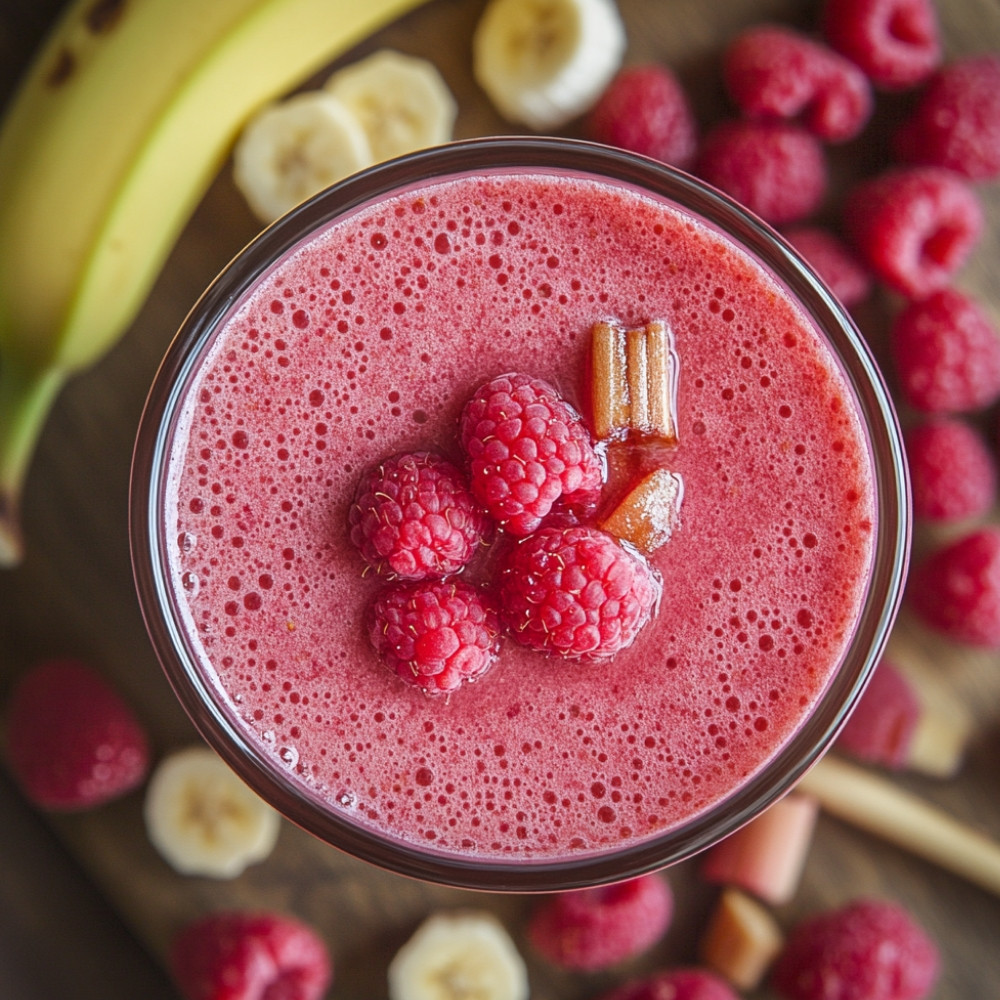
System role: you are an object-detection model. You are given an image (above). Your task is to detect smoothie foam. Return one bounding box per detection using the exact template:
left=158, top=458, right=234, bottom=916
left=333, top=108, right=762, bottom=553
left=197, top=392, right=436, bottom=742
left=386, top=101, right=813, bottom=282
left=165, top=169, right=874, bottom=862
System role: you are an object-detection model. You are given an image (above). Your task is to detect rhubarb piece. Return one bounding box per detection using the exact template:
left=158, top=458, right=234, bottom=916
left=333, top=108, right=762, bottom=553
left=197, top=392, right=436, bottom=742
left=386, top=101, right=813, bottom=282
left=590, top=319, right=678, bottom=444
left=599, top=468, right=684, bottom=553
left=699, top=888, right=784, bottom=992
left=798, top=755, right=1000, bottom=897
left=701, top=792, right=819, bottom=905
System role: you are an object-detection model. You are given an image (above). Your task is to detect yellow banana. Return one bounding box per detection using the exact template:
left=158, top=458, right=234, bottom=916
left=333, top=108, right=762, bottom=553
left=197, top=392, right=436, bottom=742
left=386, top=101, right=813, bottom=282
left=0, top=0, right=431, bottom=566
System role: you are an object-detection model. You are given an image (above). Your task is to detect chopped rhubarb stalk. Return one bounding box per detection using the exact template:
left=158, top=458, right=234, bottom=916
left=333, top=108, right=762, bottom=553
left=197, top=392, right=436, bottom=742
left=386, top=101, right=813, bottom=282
left=599, top=468, right=684, bottom=553
left=591, top=320, right=630, bottom=440
left=644, top=320, right=678, bottom=443
left=699, top=888, right=784, bottom=991
left=799, top=755, right=1000, bottom=898
left=907, top=703, right=972, bottom=779
left=701, top=792, right=819, bottom=905
left=590, top=319, right=679, bottom=443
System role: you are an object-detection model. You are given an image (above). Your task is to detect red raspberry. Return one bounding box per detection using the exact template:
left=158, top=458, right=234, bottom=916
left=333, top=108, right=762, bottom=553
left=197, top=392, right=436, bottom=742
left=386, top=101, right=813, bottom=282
left=348, top=450, right=490, bottom=580
left=893, top=55, right=1000, bottom=182
left=4, top=659, right=149, bottom=811
left=889, top=288, right=1000, bottom=414
left=783, top=225, right=872, bottom=308
left=843, top=168, right=983, bottom=299
left=499, top=524, right=660, bottom=660
left=586, top=64, right=698, bottom=169
left=821, top=0, right=941, bottom=91
left=908, top=527, right=1000, bottom=647
left=723, top=25, right=873, bottom=142
left=904, top=418, right=997, bottom=522
left=835, top=658, right=922, bottom=768
left=528, top=874, right=673, bottom=971
left=170, top=910, right=332, bottom=1000
left=771, top=898, right=938, bottom=1000
left=695, top=120, right=827, bottom=225
left=460, top=373, right=604, bottom=537
left=367, top=579, right=501, bottom=695
left=600, top=968, right=740, bottom=1000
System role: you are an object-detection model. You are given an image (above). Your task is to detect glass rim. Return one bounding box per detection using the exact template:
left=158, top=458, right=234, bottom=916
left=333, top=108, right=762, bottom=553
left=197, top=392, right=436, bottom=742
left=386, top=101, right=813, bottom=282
left=130, top=136, right=911, bottom=892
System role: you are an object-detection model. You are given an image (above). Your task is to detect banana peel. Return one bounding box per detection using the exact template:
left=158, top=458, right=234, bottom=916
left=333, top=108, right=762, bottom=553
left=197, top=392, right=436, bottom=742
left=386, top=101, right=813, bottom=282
left=0, top=0, right=431, bottom=566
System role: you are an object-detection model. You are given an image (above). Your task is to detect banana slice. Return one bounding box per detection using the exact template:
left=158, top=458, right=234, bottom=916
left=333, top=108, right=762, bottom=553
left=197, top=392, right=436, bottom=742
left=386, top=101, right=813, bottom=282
left=388, top=911, right=529, bottom=1000
left=325, top=49, right=457, bottom=164
left=143, top=745, right=280, bottom=878
left=473, top=0, right=626, bottom=130
left=232, top=90, right=373, bottom=224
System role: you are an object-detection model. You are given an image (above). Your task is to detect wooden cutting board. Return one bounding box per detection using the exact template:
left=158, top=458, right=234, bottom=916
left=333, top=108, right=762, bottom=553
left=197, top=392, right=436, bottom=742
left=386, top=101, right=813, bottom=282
left=2, top=0, right=999, bottom=997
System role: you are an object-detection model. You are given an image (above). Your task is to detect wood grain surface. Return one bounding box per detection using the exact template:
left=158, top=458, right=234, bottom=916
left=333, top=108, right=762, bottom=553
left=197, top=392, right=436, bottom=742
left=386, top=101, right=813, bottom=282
left=2, top=1, right=999, bottom=998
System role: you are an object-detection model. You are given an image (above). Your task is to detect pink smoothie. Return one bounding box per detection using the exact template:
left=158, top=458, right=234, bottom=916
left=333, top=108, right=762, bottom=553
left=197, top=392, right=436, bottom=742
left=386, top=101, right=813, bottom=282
left=164, top=168, right=874, bottom=862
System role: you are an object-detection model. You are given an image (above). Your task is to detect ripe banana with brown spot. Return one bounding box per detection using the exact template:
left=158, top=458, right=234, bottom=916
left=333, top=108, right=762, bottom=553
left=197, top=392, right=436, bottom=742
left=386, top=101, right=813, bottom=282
left=0, top=0, right=431, bottom=565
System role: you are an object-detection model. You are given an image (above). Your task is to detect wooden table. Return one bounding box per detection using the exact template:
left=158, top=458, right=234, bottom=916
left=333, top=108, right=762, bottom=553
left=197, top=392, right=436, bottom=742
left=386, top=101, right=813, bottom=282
left=2, top=1, right=999, bottom=997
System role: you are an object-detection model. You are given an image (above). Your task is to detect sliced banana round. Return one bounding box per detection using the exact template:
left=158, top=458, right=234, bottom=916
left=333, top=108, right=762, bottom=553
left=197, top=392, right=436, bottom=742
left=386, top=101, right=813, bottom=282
left=473, top=0, right=627, bottom=131
left=388, top=910, right=529, bottom=1000
left=232, top=90, right=373, bottom=224
left=324, top=49, right=457, bottom=164
left=143, top=745, right=281, bottom=879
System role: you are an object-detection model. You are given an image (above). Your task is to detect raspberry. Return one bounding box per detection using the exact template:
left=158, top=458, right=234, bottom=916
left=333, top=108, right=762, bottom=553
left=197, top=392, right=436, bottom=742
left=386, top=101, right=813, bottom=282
left=783, top=225, right=872, bottom=308
left=889, top=288, right=1000, bottom=414
left=907, top=526, right=1000, bottom=647
left=586, top=64, right=698, bottom=169
left=843, top=167, right=983, bottom=298
left=893, top=55, right=1000, bottom=181
left=771, top=898, right=938, bottom=1000
left=821, top=0, right=941, bottom=91
left=498, top=524, right=661, bottom=659
left=4, top=659, right=149, bottom=811
left=904, top=418, right=997, bottom=522
left=600, top=968, right=740, bottom=1000
left=366, top=579, right=501, bottom=694
left=695, top=120, right=827, bottom=225
left=459, top=373, right=604, bottom=537
left=835, top=658, right=922, bottom=768
left=723, top=25, right=873, bottom=142
left=170, top=910, right=332, bottom=1000
left=348, top=450, right=490, bottom=580
left=528, top=874, right=673, bottom=971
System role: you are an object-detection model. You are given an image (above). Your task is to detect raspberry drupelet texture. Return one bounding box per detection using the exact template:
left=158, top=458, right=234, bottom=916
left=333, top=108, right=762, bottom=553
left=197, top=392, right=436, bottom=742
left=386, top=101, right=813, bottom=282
left=834, top=658, right=922, bottom=768
left=893, top=55, right=1000, bottom=182
left=529, top=874, right=674, bottom=971
left=695, top=120, right=827, bottom=225
left=821, top=0, right=941, bottom=91
left=460, top=372, right=604, bottom=537
left=783, top=225, right=872, bottom=308
left=348, top=450, right=491, bottom=580
left=908, top=527, right=1000, bottom=648
left=843, top=167, right=983, bottom=299
left=771, top=898, right=938, bottom=1000
left=889, top=288, right=1000, bottom=414
left=723, top=24, right=873, bottom=142
left=5, top=659, right=149, bottom=811
left=367, top=579, right=501, bottom=695
left=905, top=418, right=997, bottom=523
left=600, top=968, right=741, bottom=1000
left=498, top=524, right=661, bottom=660
left=170, top=910, right=332, bottom=1000
left=585, top=64, right=698, bottom=169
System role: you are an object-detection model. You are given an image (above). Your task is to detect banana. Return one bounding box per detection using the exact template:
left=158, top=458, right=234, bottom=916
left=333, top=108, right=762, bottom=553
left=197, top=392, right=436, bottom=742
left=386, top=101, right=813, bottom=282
left=233, top=91, right=374, bottom=223
left=0, top=0, right=431, bottom=566
left=472, top=0, right=626, bottom=130
left=143, top=745, right=281, bottom=878
left=324, top=48, right=457, bottom=163
left=388, top=911, right=530, bottom=1000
